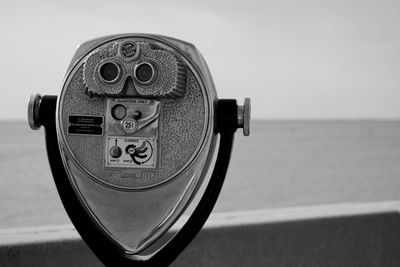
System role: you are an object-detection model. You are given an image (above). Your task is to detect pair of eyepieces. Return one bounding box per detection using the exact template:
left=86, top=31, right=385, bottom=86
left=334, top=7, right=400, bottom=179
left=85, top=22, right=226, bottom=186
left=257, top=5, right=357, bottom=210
left=98, top=61, right=156, bottom=85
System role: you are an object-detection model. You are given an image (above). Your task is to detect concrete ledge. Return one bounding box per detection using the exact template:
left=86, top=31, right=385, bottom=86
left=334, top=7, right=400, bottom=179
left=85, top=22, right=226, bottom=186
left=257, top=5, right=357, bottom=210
left=1, top=201, right=400, bottom=266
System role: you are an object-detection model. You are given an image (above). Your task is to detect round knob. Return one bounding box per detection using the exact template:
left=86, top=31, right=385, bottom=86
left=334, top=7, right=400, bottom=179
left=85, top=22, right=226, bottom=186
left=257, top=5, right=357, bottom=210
left=110, top=146, right=122, bottom=158
left=28, top=94, right=42, bottom=130
left=126, top=145, right=136, bottom=155
left=111, top=104, right=127, bottom=120
left=237, top=98, right=251, bottom=136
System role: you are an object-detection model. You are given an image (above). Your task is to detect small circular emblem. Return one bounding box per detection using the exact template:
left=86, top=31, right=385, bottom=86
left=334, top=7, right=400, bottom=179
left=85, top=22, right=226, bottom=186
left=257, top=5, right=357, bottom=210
left=122, top=118, right=138, bottom=133
left=120, top=41, right=139, bottom=60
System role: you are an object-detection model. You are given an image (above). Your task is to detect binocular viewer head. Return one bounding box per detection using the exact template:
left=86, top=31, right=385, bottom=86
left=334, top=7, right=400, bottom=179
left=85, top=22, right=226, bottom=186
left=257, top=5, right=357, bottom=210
left=60, top=35, right=215, bottom=190
left=28, top=34, right=250, bottom=262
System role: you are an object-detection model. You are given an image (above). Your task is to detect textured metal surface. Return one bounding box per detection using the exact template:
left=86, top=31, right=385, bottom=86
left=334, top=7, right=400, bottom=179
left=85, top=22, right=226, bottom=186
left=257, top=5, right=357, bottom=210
left=83, top=41, right=187, bottom=99
left=61, top=65, right=205, bottom=188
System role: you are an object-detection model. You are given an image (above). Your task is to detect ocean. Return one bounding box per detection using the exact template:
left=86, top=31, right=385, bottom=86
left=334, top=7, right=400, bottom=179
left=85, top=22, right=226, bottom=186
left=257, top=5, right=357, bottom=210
left=0, top=120, right=399, bottom=229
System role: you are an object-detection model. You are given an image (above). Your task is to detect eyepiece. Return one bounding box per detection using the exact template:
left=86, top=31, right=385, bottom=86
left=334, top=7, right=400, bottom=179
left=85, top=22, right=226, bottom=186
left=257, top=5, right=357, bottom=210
left=98, top=61, right=122, bottom=84
left=134, top=62, right=156, bottom=85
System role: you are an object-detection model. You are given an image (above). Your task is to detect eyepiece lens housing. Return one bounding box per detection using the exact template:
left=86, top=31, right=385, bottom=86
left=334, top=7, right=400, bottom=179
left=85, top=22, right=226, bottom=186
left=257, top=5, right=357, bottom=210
left=99, top=62, right=120, bottom=83
left=135, top=62, right=155, bottom=84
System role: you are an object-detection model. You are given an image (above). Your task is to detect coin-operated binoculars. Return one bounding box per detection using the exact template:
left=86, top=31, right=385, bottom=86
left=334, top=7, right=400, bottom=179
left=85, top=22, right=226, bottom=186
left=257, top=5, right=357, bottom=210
left=28, top=34, right=250, bottom=266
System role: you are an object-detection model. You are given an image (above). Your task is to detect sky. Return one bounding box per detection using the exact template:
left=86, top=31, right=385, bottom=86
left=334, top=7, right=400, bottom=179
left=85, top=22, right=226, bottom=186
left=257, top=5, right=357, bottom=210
left=0, top=0, right=399, bottom=120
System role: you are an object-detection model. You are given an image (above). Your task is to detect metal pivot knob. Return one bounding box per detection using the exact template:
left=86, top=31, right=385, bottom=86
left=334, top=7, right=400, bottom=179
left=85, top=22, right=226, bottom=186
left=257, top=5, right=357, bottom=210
left=109, top=146, right=122, bottom=158
left=28, top=94, right=42, bottom=130
left=237, top=98, right=251, bottom=136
